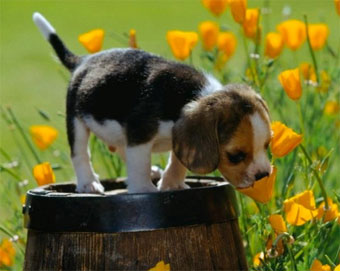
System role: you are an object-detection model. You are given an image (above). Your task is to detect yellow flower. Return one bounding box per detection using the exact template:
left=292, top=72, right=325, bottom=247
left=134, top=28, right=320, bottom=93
left=335, top=0, right=340, bottom=15
left=253, top=252, right=264, bottom=267
left=20, top=195, right=26, bottom=205
left=278, top=68, right=302, bottom=100
left=335, top=264, right=340, bottom=271
left=310, top=259, right=331, bottom=271
left=202, top=0, right=229, bottom=16
left=237, top=167, right=277, bottom=203
left=317, top=70, right=331, bottom=93
left=229, top=0, right=247, bottom=24
left=33, top=162, right=56, bottom=186
left=271, top=121, right=302, bottom=158
left=78, top=29, right=105, bottom=53
left=317, top=198, right=339, bottom=222
left=264, top=32, right=284, bottom=59
left=0, top=239, right=15, bottom=267
left=324, top=101, right=340, bottom=116
left=215, top=32, right=237, bottom=69
left=268, top=214, right=287, bottom=234
left=307, top=24, right=329, bottom=51
left=242, top=8, right=260, bottom=40
left=199, top=21, right=219, bottom=51
left=30, top=125, right=58, bottom=150
left=277, top=20, right=306, bottom=50
left=299, top=62, right=317, bottom=83
left=284, top=190, right=318, bottom=226
left=129, top=29, right=138, bottom=49
left=149, top=261, right=170, bottom=271
left=166, top=31, right=198, bottom=61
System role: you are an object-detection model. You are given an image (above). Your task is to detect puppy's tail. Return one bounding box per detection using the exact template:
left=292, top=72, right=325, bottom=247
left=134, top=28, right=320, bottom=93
left=33, top=12, right=80, bottom=71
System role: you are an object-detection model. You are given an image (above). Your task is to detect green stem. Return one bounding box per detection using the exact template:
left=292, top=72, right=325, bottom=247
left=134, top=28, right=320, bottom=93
left=7, top=107, right=42, bottom=164
left=303, top=14, right=320, bottom=84
left=299, top=145, right=329, bottom=210
left=0, top=165, right=23, bottom=181
left=324, top=254, right=336, bottom=268
left=297, top=101, right=305, bottom=135
left=239, top=194, right=252, bottom=257
left=242, top=31, right=257, bottom=86
left=287, top=243, right=298, bottom=271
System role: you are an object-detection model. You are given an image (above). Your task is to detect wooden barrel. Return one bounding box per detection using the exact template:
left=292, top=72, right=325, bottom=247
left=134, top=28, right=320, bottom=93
left=23, top=177, right=248, bottom=270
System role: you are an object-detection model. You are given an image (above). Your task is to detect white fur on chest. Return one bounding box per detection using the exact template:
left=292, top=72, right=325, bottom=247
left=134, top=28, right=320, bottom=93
left=84, top=116, right=173, bottom=152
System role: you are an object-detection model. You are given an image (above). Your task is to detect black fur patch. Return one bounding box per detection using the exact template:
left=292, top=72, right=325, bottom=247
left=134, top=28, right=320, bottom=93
left=68, top=49, right=206, bottom=145
left=49, top=34, right=80, bottom=71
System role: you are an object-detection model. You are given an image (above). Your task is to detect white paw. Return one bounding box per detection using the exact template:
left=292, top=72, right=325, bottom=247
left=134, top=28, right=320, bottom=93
left=127, top=180, right=158, bottom=194
left=151, top=165, right=163, bottom=179
left=157, top=179, right=190, bottom=191
left=76, top=181, right=105, bottom=194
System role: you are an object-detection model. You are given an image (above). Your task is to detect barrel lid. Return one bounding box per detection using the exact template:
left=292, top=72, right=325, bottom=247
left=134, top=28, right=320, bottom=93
left=23, top=176, right=238, bottom=233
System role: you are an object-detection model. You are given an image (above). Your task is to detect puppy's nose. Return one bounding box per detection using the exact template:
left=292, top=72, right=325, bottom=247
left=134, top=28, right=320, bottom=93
left=255, top=171, right=269, bottom=181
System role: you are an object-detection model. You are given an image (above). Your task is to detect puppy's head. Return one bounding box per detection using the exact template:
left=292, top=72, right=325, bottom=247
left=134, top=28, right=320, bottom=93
left=173, top=84, right=272, bottom=188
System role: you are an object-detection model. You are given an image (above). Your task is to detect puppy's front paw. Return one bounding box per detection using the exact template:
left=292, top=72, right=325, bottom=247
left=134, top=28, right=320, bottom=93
left=157, top=179, right=190, bottom=191
left=76, top=181, right=105, bottom=194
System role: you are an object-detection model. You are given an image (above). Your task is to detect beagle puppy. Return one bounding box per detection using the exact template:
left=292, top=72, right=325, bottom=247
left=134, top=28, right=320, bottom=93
left=33, top=13, right=272, bottom=194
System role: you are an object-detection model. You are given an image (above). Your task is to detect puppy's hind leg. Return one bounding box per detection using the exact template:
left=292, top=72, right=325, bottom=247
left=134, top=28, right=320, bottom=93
left=69, top=118, right=104, bottom=194
left=158, top=152, right=189, bottom=191
left=125, top=143, right=158, bottom=193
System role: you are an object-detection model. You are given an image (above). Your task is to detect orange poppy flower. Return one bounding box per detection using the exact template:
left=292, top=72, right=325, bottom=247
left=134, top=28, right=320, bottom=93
left=324, top=101, right=340, bottom=116
left=299, top=62, right=317, bottom=83
left=253, top=252, right=264, bottom=267
left=129, top=29, right=138, bottom=49
left=277, top=20, right=306, bottom=50
left=33, top=162, right=56, bottom=186
left=229, top=0, right=247, bottom=24
left=284, top=190, right=318, bottom=226
left=166, top=31, right=198, bottom=61
left=310, top=259, right=331, bottom=271
left=278, top=68, right=302, bottom=101
left=335, top=0, right=340, bottom=15
left=242, top=8, right=260, bottom=40
left=271, top=121, right=302, bottom=158
left=30, top=125, right=58, bottom=150
left=0, top=239, right=15, bottom=267
left=149, top=261, right=170, bottom=271
left=199, top=21, right=219, bottom=51
left=217, top=31, right=237, bottom=61
left=78, top=29, right=105, bottom=53
left=202, top=0, right=229, bottom=16
left=269, top=214, right=287, bottom=234
left=307, top=24, right=329, bottom=51
left=264, top=32, right=284, bottom=59
left=317, top=198, right=339, bottom=222
left=237, top=167, right=277, bottom=203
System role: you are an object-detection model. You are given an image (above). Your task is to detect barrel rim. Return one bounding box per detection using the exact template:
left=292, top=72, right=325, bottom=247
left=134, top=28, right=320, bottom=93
left=23, top=176, right=239, bottom=233
left=26, top=176, right=227, bottom=198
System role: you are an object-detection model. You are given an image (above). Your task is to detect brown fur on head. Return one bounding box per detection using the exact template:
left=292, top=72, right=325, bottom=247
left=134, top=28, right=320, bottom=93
left=173, top=84, right=272, bottom=188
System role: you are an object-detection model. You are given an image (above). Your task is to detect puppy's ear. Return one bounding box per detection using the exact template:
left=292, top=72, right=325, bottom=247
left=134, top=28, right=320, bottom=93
left=172, top=100, right=220, bottom=174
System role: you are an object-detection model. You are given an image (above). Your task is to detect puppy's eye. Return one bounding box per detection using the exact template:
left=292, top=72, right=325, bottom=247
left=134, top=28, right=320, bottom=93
left=227, top=151, right=246, bottom=164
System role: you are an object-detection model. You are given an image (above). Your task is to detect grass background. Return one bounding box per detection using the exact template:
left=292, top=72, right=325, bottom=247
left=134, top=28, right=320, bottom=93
left=0, top=0, right=339, bottom=269
left=1, top=0, right=339, bottom=157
